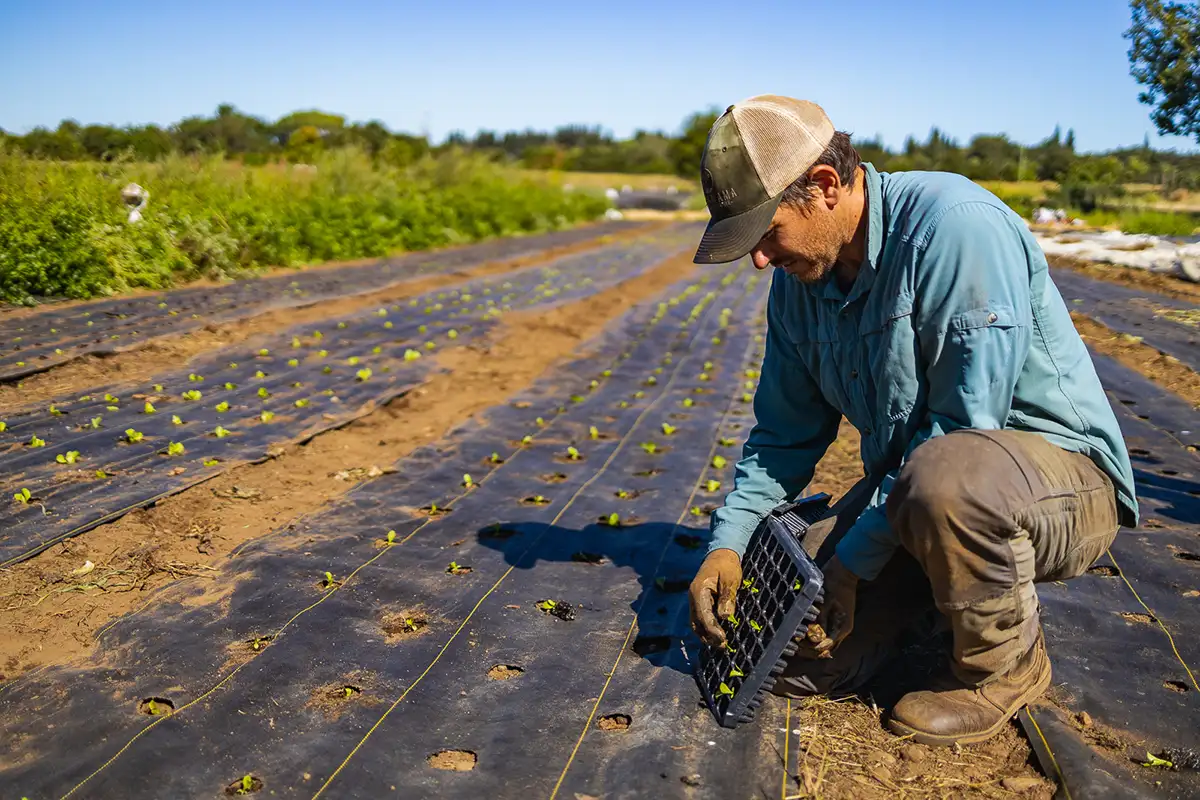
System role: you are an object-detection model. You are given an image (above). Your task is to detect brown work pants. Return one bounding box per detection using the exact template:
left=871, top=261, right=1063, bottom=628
left=777, top=429, right=1120, bottom=696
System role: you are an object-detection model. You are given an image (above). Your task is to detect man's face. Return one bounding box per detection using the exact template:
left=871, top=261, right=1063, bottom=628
left=748, top=200, right=843, bottom=283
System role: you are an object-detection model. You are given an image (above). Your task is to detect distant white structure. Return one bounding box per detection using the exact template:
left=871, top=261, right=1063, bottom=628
left=1036, top=229, right=1200, bottom=283
left=121, top=183, right=149, bottom=224
left=605, top=188, right=620, bottom=202
left=604, top=209, right=625, bottom=221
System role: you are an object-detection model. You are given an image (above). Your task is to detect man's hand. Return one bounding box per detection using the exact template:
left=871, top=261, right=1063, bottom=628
left=689, top=549, right=742, bottom=647
left=796, top=555, right=859, bottom=659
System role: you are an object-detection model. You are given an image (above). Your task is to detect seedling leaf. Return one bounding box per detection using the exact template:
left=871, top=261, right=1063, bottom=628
left=125, top=429, right=144, bottom=444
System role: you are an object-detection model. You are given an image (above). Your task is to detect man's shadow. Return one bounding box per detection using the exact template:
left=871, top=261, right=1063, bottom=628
left=475, top=518, right=709, bottom=676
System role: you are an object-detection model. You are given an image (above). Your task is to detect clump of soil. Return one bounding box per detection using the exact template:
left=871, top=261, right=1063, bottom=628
left=537, top=599, right=576, bottom=621
left=486, top=664, right=524, bottom=680
left=539, top=472, right=568, bottom=483
left=138, top=697, right=174, bottom=716
left=1087, top=565, right=1120, bottom=577
left=479, top=524, right=519, bottom=540
left=427, top=749, right=477, bottom=771
left=597, top=713, right=632, bottom=731
left=307, top=681, right=374, bottom=720
left=381, top=611, right=429, bottom=642
left=224, top=775, right=264, bottom=795
left=1120, top=612, right=1156, bottom=625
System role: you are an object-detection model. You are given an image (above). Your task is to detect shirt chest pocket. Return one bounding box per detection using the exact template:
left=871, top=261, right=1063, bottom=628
left=861, top=313, right=920, bottom=423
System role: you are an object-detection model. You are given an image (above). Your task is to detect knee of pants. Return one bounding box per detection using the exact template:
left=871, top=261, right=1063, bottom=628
left=886, top=432, right=1011, bottom=558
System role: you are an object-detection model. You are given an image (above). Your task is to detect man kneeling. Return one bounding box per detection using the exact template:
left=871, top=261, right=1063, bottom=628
left=687, top=96, right=1137, bottom=746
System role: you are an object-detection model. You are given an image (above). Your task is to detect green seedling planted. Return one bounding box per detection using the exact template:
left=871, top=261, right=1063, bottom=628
left=171, top=415, right=183, bottom=425
left=225, top=382, right=237, bottom=390
left=125, top=429, right=143, bottom=443
left=718, top=437, right=735, bottom=447
left=49, top=404, right=62, bottom=416
left=446, top=561, right=471, bottom=575
left=356, top=368, right=373, bottom=382
left=89, top=416, right=102, bottom=429
left=566, top=446, right=581, bottom=461
left=254, top=370, right=267, bottom=379
left=28, top=435, right=45, bottom=448
left=741, top=393, right=753, bottom=403
left=447, top=329, right=458, bottom=339
left=13, top=488, right=31, bottom=504
left=182, top=390, right=202, bottom=402
left=661, top=423, right=677, bottom=436
left=317, top=350, right=328, bottom=358
left=188, top=373, right=203, bottom=383
left=215, top=401, right=230, bottom=413
left=56, top=450, right=81, bottom=465
left=323, top=571, right=337, bottom=589
left=143, top=401, right=156, bottom=414
left=386, top=530, right=396, bottom=545
left=535, top=417, right=545, bottom=426
left=294, top=399, right=309, bottom=408
left=166, top=441, right=185, bottom=456
left=682, top=398, right=694, bottom=408
left=287, top=358, right=299, bottom=367
left=404, top=349, right=421, bottom=361
left=258, top=387, right=270, bottom=399
left=203, top=458, right=220, bottom=466
left=705, top=479, right=721, bottom=493
left=106, top=405, right=119, bottom=412
left=292, top=336, right=303, bottom=348
left=589, top=426, right=600, bottom=440
left=640, top=441, right=659, bottom=455
left=95, top=469, right=109, bottom=479
left=712, top=455, right=728, bottom=469
left=606, top=512, right=621, bottom=527
left=213, top=426, right=230, bottom=438
left=259, top=348, right=270, bottom=356
left=520, top=435, right=533, bottom=445
left=462, top=474, right=474, bottom=488
left=0, top=421, right=5, bottom=432
left=260, top=411, right=275, bottom=423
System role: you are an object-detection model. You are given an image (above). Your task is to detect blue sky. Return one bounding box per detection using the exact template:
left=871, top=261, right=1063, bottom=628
left=0, top=0, right=1190, bottom=152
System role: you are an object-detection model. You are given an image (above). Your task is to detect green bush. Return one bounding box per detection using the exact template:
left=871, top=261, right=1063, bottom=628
left=1115, top=210, right=1197, bottom=237
left=0, top=147, right=608, bottom=303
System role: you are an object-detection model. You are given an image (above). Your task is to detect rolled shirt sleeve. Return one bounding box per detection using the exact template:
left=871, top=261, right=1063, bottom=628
left=709, top=273, right=841, bottom=558
left=835, top=203, right=1034, bottom=580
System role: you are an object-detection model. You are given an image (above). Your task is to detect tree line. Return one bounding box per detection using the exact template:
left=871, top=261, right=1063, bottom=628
left=6, top=104, right=1200, bottom=200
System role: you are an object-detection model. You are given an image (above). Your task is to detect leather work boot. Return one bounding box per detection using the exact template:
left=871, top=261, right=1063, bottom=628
left=887, top=630, right=1052, bottom=747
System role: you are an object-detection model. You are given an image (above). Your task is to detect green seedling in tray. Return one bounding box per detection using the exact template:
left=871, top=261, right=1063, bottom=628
left=749, top=620, right=762, bottom=632
left=729, top=666, right=745, bottom=678
left=718, top=682, right=735, bottom=697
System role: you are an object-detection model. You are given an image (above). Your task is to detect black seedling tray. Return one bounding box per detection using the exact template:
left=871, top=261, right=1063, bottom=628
left=696, top=493, right=830, bottom=728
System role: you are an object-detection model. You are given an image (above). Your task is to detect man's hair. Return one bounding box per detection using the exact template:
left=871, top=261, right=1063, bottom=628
left=779, top=131, right=861, bottom=209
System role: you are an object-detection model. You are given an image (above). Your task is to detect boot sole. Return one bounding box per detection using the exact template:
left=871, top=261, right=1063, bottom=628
left=886, top=658, right=1052, bottom=748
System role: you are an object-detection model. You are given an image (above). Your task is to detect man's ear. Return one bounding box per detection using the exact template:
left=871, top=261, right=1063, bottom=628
left=808, top=165, right=842, bottom=208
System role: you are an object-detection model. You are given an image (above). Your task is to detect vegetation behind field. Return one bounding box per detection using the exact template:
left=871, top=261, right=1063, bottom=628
left=0, top=148, right=608, bottom=304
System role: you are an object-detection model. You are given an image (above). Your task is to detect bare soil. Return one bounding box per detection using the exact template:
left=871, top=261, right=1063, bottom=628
left=0, top=222, right=663, bottom=414
left=1071, top=312, right=1200, bottom=408
left=427, top=750, right=477, bottom=771
left=1048, top=254, right=1200, bottom=305
left=0, top=251, right=697, bottom=678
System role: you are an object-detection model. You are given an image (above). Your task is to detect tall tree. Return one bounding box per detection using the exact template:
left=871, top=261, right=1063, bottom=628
left=1127, top=0, right=1200, bottom=140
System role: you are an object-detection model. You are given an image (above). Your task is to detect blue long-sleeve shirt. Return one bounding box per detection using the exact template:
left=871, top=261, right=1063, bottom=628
left=710, top=164, right=1138, bottom=580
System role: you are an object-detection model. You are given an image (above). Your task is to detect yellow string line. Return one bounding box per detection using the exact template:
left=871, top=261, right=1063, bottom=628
left=315, top=270, right=739, bottom=800
left=1023, top=708, right=1072, bottom=800
left=781, top=699, right=792, bottom=800
left=1106, top=548, right=1200, bottom=692
left=548, top=297, right=757, bottom=800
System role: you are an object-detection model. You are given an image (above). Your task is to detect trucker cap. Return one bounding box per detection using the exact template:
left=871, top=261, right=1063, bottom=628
left=693, top=95, right=835, bottom=264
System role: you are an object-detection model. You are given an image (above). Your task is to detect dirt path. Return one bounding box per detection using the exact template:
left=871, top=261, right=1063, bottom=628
left=0, top=224, right=663, bottom=415
left=0, top=251, right=697, bottom=678
left=1049, top=254, right=1200, bottom=305
left=1072, top=312, right=1200, bottom=409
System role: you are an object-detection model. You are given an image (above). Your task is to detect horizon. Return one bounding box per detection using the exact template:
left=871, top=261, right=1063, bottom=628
left=1, top=0, right=1196, bottom=155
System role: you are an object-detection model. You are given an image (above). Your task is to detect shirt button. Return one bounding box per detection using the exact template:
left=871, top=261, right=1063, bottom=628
left=987, top=312, right=998, bottom=324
